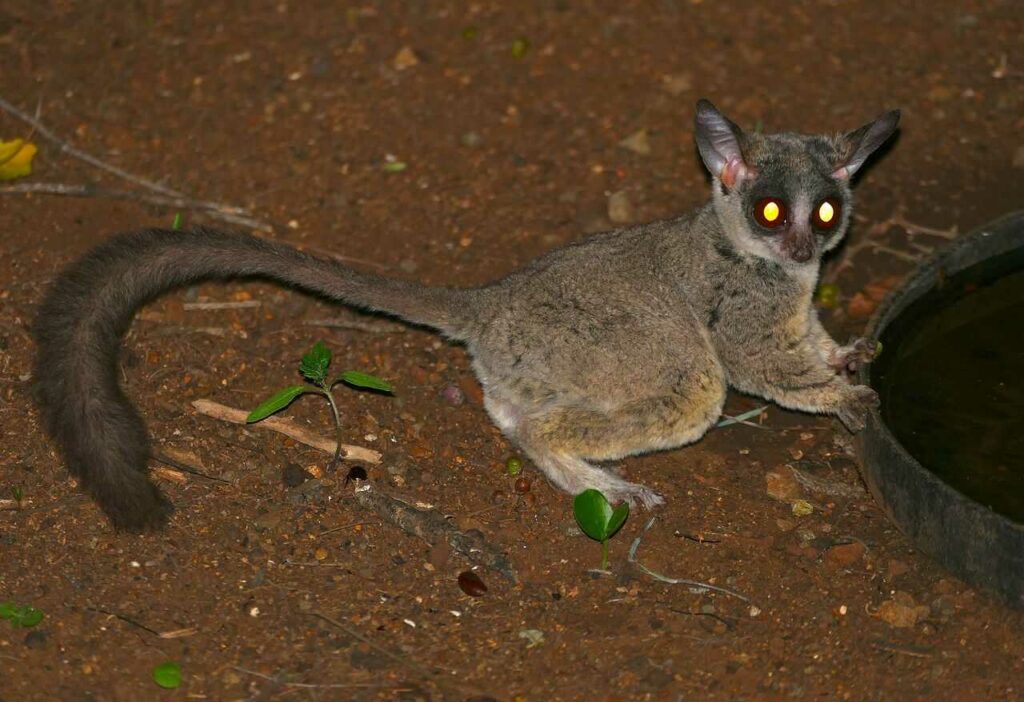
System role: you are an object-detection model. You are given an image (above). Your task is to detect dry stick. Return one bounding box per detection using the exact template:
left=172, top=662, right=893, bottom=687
left=308, top=611, right=435, bottom=676
left=230, top=666, right=397, bottom=690
left=823, top=208, right=958, bottom=285
left=628, top=516, right=750, bottom=602
left=183, top=300, right=262, bottom=311
left=191, top=398, right=381, bottom=464
left=0, top=95, right=182, bottom=197
left=0, top=181, right=271, bottom=231
left=352, top=483, right=516, bottom=581
left=86, top=606, right=200, bottom=639
left=303, top=317, right=407, bottom=334
left=153, top=451, right=232, bottom=484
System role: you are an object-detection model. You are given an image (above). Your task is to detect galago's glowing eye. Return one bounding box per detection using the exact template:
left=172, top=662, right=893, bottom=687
left=812, top=198, right=841, bottom=230
left=754, top=197, right=787, bottom=229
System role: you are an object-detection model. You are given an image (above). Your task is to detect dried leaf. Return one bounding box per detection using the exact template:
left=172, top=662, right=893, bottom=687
left=0, top=139, right=38, bottom=181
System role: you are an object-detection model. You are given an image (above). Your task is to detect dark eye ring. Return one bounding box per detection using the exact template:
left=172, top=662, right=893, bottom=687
left=812, top=198, right=841, bottom=230
left=753, top=197, right=787, bottom=229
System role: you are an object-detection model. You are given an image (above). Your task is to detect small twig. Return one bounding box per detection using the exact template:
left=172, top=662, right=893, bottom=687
left=628, top=517, right=750, bottom=602
left=824, top=207, right=958, bottom=284
left=870, top=641, right=933, bottom=658
left=0, top=181, right=272, bottom=231
left=715, top=406, right=768, bottom=429
left=317, top=520, right=376, bottom=537
left=183, top=300, right=262, bottom=311
left=231, top=665, right=395, bottom=689
left=353, top=483, right=516, bottom=581
left=303, top=317, right=407, bottom=334
left=307, top=611, right=438, bottom=679
left=0, top=498, right=32, bottom=510
left=668, top=607, right=738, bottom=631
left=191, top=398, right=382, bottom=464
left=86, top=607, right=161, bottom=637
left=153, top=451, right=232, bottom=484
left=0, top=95, right=182, bottom=197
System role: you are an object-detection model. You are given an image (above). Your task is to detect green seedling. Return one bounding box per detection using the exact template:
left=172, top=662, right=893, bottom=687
left=12, top=486, right=23, bottom=504
left=247, top=341, right=393, bottom=470
left=573, top=489, right=629, bottom=571
left=0, top=601, right=44, bottom=628
left=815, top=282, right=840, bottom=309
left=171, top=212, right=183, bottom=230
left=505, top=456, right=523, bottom=477
left=152, top=661, right=182, bottom=689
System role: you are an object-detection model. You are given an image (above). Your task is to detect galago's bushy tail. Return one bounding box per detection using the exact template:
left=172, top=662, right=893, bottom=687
left=33, top=228, right=476, bottom=530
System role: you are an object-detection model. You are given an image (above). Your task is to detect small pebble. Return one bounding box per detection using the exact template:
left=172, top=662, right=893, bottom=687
left=607, top=190, right=635, bottom=224
left=514, top=477, right=531, bottom=494
left=441, top=384, right=465, bottom=406
left=24, top=630, right=48, bottom=649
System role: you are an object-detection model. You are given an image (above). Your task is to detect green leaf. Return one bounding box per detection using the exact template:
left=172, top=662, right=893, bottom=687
left=152, top=661, right=182, bottom=689
left=573, top=489, right=614, bottom=541
left=338, top=370, right=393, bottom=393
left=382, top=160, right=407, bottom=173
left=605, top=502, right=629, bottom=540
left=0, top=602, right=17, bottom=619
left=299, top=341, right=332, bottom=383
left=16, top=607, right=43, bottom=627
left=246, top=385, right=310, bottom=423
left=171, top=212, right=183, bottom=230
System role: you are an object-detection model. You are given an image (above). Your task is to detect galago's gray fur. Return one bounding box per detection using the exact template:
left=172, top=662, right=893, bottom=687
left=33, top=99, right=899, bottom=531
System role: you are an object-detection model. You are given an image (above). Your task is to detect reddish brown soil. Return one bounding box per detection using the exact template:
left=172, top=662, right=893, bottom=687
left=2, top=2, right=1023, bottom=700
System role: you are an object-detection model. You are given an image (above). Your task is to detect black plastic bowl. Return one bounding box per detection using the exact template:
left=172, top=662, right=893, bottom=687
left=855, top=211, right=1024, bottom=608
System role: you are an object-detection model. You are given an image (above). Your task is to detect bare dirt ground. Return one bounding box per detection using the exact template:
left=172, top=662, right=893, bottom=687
left=1, top=1, right=1023, bottom=700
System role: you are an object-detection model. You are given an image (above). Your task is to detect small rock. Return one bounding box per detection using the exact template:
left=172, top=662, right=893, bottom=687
left=791, top=499, right=814, bottom=517
left=766, top=469, right=803, bottom=502
left=618, top=129, right=651, bottom=155
left=287, top=478, right=324, bottom=505
left=254, top=508, right=287, bottom=531
left=875, top=593, right=930, bottom=628
left=24, top=630, right=48, bottom=649
left=440, top=384, right=465, bottom=406
left=392, top=46, right=419, bottom=71
left=607, top=190, right=635, bottom=224
left=662, top=72, right=692, bottom=96
left=282, top=463, right=312, bottom=488
left=824, top=541, right=866, bottom=568
left=887, top=558, right=910, bottom=580
left=407, top=438, right=433, bottom=460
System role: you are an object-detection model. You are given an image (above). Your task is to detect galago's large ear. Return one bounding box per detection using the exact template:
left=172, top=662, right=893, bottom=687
left=695, top=99, right=754, bottom=188
left=833, top=109, right=900, bottom=180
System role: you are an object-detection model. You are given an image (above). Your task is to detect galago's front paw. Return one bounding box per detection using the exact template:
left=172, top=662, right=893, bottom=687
left=829, top=337, right=880, bottom=373
left=836, top=384, right=880, bottom=433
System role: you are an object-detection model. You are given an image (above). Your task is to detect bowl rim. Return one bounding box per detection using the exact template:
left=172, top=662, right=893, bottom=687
left=854, top=210, right=1024, bottom=608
